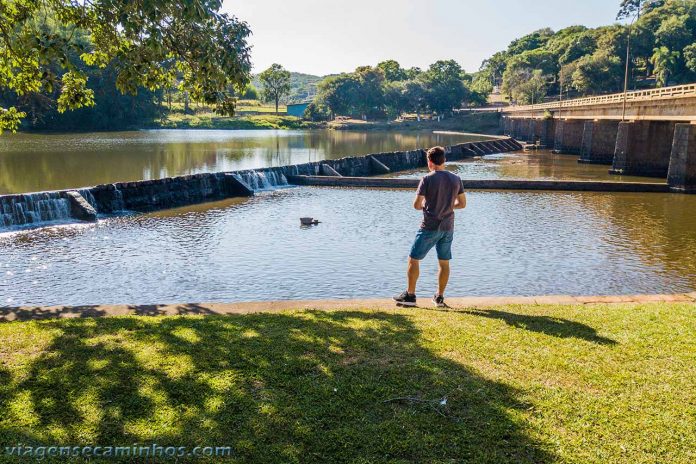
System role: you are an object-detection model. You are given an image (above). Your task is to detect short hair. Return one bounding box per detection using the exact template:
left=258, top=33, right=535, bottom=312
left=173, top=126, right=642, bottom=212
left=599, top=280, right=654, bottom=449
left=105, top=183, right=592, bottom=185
left=426, top=146, right=446, bottom=165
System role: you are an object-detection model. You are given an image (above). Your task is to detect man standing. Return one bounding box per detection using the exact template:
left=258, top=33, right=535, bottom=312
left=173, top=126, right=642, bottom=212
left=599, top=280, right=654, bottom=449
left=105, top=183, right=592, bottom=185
left=393, top=146, right=466, bottom=308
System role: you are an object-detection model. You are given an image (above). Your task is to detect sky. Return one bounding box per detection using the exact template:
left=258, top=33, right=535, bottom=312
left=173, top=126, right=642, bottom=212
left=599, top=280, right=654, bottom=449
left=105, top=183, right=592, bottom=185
left=223, top=0, right=622, bottom=76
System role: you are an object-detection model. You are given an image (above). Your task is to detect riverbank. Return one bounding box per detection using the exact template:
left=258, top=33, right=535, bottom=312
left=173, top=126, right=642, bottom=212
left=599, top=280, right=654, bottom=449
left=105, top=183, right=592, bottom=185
left=327, top=112, right=501, bottom=134
left=145, top=109, right=502, bottom=134
left=0, top=299, right=693, bottom=463
left=152, top=113, right=321, bottom=130
left=2, top=293, right=693, bottom=321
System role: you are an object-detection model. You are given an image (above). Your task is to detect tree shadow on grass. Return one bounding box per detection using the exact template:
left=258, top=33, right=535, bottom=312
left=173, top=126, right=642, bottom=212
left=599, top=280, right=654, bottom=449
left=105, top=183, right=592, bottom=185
left=0, top=303, right=224, bottom=322
left=0, top=311, right=557, bottom=463
left=461, top=309, right=617, bottom=345
left=0, top=305, right=108, bottom=322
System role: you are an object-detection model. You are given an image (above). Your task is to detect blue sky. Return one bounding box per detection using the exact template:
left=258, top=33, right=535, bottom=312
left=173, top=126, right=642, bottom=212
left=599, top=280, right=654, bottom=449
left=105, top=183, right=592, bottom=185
left=224, top=0, right=622, bottom=76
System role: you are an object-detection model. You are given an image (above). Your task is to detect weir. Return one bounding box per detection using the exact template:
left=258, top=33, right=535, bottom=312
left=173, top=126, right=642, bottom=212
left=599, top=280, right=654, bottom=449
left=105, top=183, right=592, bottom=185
left=287, top=176, right=672, bottom=193
left=0, top=138, right=521, bottom=230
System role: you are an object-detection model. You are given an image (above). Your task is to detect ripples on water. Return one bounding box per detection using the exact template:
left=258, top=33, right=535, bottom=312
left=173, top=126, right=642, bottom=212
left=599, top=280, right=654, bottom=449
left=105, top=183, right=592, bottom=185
left=2, top=187, right=695, bottom=306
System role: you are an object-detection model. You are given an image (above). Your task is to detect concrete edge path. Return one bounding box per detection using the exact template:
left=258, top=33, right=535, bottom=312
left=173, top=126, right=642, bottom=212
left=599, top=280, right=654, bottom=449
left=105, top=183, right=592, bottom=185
left=1, top=293, right=695, bottom=322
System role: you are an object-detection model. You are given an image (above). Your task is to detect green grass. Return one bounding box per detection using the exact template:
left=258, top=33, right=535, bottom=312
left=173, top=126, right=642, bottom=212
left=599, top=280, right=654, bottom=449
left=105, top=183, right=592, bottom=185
left=155, top=113, right=316, bottom=130
left=0, top=303, right=694, bottom=463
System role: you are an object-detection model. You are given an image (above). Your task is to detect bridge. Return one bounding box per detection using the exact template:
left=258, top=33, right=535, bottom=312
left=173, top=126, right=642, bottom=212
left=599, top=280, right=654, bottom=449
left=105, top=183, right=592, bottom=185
left=499, top=83, right=696, bottom=192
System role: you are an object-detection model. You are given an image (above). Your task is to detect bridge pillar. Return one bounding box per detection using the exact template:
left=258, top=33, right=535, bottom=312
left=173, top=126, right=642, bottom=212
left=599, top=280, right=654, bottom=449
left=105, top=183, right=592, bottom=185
left=509, top=118, right=518, bottom=138
left=525, top=119, right=536, bottom=142
left=553, top=120, right=585, bottom=154
left=508, top=119, right=517, bottom=138
left=667, top=123, right=696, bottom=193
left=502, top=117, right=512, bottom=136
left=579, top=121, right=619, bottom=165
left=512, top=119, right=525, bottom=140
left=534, top=119, right=555, bottom=147
left=611, top=121, right=675, bottom=178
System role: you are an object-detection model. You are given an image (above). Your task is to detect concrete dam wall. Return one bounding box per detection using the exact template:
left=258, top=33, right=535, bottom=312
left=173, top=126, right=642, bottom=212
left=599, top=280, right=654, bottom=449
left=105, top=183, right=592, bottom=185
left=0, top=138, right=522, bottom=229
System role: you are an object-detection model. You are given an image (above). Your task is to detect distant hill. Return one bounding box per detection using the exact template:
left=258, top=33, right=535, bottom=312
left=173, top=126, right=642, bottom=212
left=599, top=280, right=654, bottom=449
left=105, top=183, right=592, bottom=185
left=252, top=72, right=324, bottom=104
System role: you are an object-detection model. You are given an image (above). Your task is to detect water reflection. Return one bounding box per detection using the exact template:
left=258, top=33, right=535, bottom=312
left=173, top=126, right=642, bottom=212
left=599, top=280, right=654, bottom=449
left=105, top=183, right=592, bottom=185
left=0, top=130, right=476, bottom=194
left=395, top=151, right=663, bottom=183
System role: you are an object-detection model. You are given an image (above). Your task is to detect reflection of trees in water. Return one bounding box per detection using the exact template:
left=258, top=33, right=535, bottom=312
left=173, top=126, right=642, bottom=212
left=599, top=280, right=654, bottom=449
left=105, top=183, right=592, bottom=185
left=0, top=131, right=474, bottom=194
left=578, top=193, right=696, bottom=287
left=494, top=152, right=612, bottom=181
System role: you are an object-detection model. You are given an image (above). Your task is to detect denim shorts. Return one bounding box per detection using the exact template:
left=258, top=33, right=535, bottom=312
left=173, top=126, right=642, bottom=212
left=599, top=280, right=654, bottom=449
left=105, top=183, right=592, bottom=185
left=409, top=229, right=454, bottom=261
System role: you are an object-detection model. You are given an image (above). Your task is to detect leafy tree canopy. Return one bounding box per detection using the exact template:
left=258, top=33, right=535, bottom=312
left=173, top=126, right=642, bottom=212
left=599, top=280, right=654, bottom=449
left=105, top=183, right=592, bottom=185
left=377, top=60, right=407, bottom=82
left=0, top=0, right=252, bottom=133
left=617, top=0, right=664, bottom=19
left=480, top=0, right=696, bottom=104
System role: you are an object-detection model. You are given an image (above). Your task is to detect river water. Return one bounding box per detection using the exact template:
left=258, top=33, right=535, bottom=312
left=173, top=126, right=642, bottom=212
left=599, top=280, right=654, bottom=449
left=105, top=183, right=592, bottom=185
left=1, top=130, right=694, bottom=306
left=0, top=129, right=477, bottom=194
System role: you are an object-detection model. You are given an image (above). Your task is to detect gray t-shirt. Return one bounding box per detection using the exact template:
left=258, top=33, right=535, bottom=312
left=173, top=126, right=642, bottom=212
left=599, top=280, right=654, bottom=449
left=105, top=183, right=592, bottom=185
left=416, top=170, right=464, bottom=231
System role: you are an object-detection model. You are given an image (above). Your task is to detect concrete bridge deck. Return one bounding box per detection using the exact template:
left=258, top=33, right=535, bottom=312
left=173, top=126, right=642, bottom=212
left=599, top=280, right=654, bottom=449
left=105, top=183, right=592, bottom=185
left=502, top=83, right=696, bottom=121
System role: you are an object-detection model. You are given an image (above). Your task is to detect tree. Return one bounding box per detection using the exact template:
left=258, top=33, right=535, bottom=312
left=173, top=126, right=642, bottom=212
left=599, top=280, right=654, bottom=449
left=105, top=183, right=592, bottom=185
left=655, top=14, right=693, bottom=50
left=519, top=70, right=548, bottom=104
left=403, top=80, right=427, bottom=120
left=353, top=66, right=385, bottom=119
left=617, top=0, right=663, bottom=19
left=571, top=52, right=623, bottom=94
left=259, top=64, right=291, bottom=115
left=651, top=46, right=680, bottom=86
left=377, top=60, right=407, bottom=82
left=478, top=51, right=508, bottom=89
left=405, top=67, right=423, bottom=80
left=423, top=60, right=468, bottom=114
left=685, top=43, right=696, bottom=73
left=303, top=101, right=331, bottom=121
left=0, top=0, right=252, bottom=133
left=241, top=84, right=259, bottom=100
left=315, top=74, right=360, bottom=117
left=383, top=81, right=406, bottom=118
left=507, top=28, right=555, bottom=56
left=556, top=30, right=597, bottom=64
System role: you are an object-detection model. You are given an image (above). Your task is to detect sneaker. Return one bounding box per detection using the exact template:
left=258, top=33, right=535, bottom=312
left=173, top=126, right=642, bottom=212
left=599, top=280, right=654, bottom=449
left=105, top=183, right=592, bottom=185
left=432, top=294, right=446, bottom=308
left=393, top=291, right=416, bottom=307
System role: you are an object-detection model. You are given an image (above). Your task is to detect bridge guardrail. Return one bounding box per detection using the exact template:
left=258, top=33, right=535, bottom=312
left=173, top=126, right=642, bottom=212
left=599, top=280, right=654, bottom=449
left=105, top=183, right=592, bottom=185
left=504, top=83, right=696, bottom=113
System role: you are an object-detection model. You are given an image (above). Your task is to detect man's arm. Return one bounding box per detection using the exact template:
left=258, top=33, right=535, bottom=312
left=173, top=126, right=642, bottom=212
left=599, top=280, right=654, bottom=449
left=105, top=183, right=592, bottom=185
left=453, top=192, right=467, bottom=209
left=413, top=195, right=426, bottom=210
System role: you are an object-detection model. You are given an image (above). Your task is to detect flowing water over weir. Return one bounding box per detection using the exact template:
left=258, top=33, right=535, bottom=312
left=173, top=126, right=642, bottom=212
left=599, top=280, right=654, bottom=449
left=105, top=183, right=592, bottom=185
left=0, top=139, right=520, bottom=230
left=0, top=192, right=72, bottom=227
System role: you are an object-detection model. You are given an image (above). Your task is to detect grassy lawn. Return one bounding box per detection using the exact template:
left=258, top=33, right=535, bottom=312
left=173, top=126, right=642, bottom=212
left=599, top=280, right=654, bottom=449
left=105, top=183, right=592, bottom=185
left=167, top=101, right=287, bottom=114
left=155, top=113, right=316, bottom=130
left=0, top=303, right=694, bottom=463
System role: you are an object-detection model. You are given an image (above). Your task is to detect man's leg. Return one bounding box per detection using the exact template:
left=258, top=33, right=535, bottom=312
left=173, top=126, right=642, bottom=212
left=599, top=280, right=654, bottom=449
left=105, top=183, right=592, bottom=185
left=437, top=259, right=450, bottom=296
left=395, top=230, right=435, bottom=305
left=407, top=257, right=420, bottom=294
left=434, top=231, right=454, bottom=301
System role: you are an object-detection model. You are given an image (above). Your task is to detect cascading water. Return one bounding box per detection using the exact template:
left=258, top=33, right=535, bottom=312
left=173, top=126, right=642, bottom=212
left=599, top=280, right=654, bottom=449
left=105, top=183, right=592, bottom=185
left=78, top=189, right=98, bottom=209
left=238, top=169, right=289, bottom=192
left=0, top=192, right=72, bottom=228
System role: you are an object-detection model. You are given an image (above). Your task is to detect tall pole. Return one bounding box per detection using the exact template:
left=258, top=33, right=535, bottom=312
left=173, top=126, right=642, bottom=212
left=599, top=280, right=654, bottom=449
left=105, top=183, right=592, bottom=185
left=558, top=65, right=563, bottom=121
left=622, top=25, right=631, bottom=121
left=622, top=3, right=641, bottom=122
